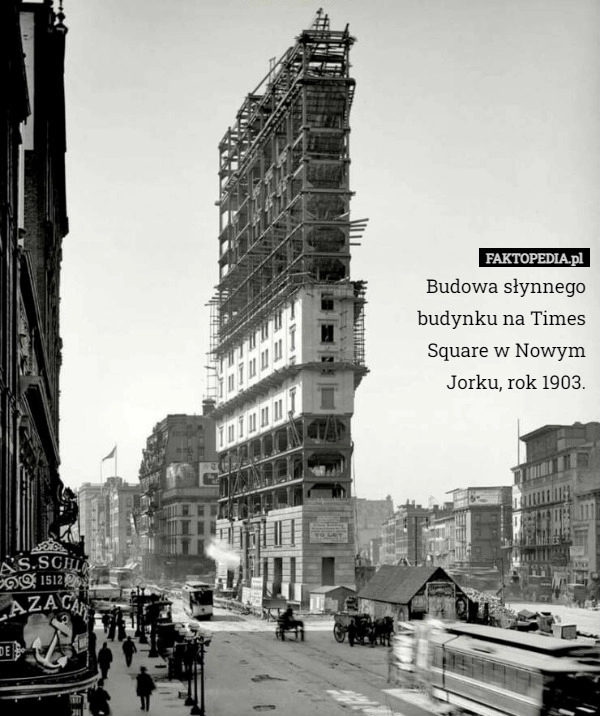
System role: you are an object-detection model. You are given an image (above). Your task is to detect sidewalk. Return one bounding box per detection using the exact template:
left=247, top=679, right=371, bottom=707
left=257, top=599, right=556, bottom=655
left=93, top=624, right=190, bottom=716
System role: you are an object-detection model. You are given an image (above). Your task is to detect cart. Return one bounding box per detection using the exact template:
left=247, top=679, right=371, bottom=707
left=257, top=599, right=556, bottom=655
left=333, top=612, right=372, bottom=645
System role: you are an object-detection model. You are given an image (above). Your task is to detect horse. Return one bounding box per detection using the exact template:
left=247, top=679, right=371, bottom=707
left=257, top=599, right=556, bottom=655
left=369, top=616, right=394, bottom=647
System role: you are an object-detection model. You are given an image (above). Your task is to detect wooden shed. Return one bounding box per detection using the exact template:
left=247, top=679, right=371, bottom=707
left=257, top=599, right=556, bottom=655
left=357, top=565, right=470, bottom=622
left=309, top=585, right=357, bottom=614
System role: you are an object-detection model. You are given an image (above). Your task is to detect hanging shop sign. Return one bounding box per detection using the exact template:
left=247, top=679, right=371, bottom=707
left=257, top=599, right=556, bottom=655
left=0, top=538, right=97, bottom=700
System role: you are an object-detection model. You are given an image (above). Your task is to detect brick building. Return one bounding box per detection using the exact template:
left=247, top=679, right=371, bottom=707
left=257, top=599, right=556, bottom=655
left=137, top=406, right=217, bottom=580
left=511, top=422, right=600, bottom=591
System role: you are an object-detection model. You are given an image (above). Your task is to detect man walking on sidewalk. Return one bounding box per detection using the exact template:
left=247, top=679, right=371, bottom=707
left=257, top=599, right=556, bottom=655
left=122, top=635, right=137, bottom=666
left=136, top=665, right=156, bottom=711
left=98, top=642, right=113, bottom=680
left=89, top=679, right=111, bottom=716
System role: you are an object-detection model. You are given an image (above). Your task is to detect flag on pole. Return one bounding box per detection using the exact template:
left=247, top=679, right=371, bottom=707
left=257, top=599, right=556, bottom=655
left=102, top=445, right=116, bottom=461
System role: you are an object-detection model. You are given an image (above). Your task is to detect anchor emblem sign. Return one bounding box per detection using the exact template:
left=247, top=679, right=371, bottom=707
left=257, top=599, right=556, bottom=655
left=32, top=613, right=73, bottom=671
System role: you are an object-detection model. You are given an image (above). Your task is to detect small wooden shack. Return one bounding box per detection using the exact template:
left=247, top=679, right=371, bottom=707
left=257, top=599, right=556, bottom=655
left=357, top=565, right=470, bottom=622
left=309, top=585, right=357, bottom=614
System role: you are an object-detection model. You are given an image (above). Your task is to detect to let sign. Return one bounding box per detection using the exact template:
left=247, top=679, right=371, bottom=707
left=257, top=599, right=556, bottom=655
left=309, top=522, right=348, bottom=544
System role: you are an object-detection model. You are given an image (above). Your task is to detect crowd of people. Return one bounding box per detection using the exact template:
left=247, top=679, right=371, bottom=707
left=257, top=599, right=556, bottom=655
left=88, top=605, right=155, bottom=715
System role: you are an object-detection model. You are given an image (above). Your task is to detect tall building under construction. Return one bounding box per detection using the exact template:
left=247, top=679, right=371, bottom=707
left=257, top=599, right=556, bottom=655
left=212, top=12, right=367, bottom=605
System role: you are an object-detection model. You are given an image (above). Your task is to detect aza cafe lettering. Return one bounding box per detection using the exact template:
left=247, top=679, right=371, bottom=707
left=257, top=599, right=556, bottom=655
left=0, top=591, right=89, bottom=623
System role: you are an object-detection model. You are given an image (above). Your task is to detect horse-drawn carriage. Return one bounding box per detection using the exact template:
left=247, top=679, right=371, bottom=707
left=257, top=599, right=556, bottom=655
left=275, top=612, right=305, bottom=641
left=333, top=612, right=393, bottom=647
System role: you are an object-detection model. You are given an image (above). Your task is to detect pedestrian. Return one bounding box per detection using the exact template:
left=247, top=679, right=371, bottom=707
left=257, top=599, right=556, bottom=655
left=89, top=679, right=111, bottom=716
left=107, top=613, right=117, bottom=641
left=97, top=642, right=113, bottom=681
left=136, top=665, right=156, bottom=711
left=117, top=611, right=127, bottom=641
left=122, top=635, right=137, bottom=667
left=102, top=612, right=111, bottom=634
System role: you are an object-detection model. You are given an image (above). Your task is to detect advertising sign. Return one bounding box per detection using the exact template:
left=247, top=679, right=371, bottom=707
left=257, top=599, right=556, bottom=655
left=0, top=539, right=96, bottom=699
left=309, top=521, right=348, bottom=544
left=200, top=462, right=219, bottom=486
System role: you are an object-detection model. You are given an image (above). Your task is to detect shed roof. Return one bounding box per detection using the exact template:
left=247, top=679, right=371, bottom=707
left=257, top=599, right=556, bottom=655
left=357, top=565, right=452, bottom=604
left=309, top=585, right=356, bottom=595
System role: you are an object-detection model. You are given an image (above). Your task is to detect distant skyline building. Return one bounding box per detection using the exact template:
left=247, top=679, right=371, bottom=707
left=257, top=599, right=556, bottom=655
left=354, top=496, right=394, bottom=560
left=211, top=11, right=368, bottom=604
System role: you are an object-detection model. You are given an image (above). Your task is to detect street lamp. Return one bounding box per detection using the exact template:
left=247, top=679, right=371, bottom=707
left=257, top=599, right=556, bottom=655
left=134, top=586, right=141, bottom=637
left=184, top=639, right=196, bottom=707
left=139, top=587, right=148, bottom=644
left=190, top=634, right=211, bottom=716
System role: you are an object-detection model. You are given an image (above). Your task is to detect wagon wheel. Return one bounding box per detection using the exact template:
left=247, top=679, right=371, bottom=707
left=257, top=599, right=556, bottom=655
left=333, top=622, right=346, bottom=643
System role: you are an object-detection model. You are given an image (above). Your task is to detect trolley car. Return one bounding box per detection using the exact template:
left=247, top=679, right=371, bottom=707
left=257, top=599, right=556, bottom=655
left=182, top=581, right=213, bottom=620
left=415, top=621, right=600, bottom=716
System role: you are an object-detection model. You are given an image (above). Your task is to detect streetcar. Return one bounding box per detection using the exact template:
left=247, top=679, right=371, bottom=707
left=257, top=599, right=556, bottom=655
left=182, top=581, right=213, bottom=620
left=109, top=567, right=136, bottom=589
left=413, top=621, right=600, bottom=716
left=90, top=564, right=110, bottom=586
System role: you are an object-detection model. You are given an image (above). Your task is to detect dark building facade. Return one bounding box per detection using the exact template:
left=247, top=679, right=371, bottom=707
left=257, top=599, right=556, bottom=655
left=1, top=0, right=69, bottom=561
left=1, top=4, right=96, bottom=715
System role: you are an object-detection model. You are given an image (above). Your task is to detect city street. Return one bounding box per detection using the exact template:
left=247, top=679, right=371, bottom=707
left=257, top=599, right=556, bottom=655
left=98, top=608, right=435, bottom=716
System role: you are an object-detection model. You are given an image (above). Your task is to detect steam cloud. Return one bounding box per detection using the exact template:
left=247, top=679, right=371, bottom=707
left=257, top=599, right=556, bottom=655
left=205, top=538, right=241, bottom=569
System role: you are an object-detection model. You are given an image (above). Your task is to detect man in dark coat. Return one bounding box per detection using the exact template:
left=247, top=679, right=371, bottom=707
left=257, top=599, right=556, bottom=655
left=122, top=635, right=137, bottom=667
left=136, top=665, right=156, bottom=711
left=97, top=642, right=113, bottom=680
left=101, top=612, right=111, bottom=634
left=89, top=679, right=111, bottom=716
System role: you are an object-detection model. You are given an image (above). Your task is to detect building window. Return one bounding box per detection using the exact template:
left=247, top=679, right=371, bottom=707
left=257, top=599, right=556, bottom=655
left=238, top=416, right=244, bottom=438
left=228, top=425, right=235, bottom=442
left=290, top=556, right=296, bottom=583
left=228, top=349, right=235, bottom=366
left=321, top=294, right=334, bottom=311
left=239, top=364, right=244, bottom=385
left=274, top=310, right=282, bottom=331
left=219, top=379, right=223, bottom=398
left=249, top=358, right=257, bottom=378
left=274, top=339, right=282, bottom=362
left=321, top=355, right=334, bottom=363
left=320, top=387, right=335, bottom=409
left=274, top=399, right=283, bottom=421
left=181, top=540, right=189, bottom=556
left=181, top=521, right=190, bottom=536
left=289, top=387, right=296, bottom=414
left=249, top=332, right=256, bottom=350
left=321, top=324, right=334, bottom=343
left=249, top=413, right=257, bottom=433
left=290, top=299, right=295, bottom=319
left=219, top=426, right=224, bottom=447
left=290, top=519, right=295, bottom=545
left=182, top=504, right=190, bottom=517
left=289, top=326, right=296, bottom=351
left=261, top=321, right=269, bottom=341
left=197, top=539, right=204, bottom=555
left=261, top=349, right=269, bottom=370
left=261, top=407, right=269, bottom=427
left=228, top=374, right=235, bottom=392
left=274, top=521, right=282, bottom=546
left=198, top=521, right=205, bottom=534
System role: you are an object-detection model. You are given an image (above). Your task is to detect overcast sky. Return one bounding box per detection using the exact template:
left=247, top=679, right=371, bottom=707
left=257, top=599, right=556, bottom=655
left=58, top=0, right=600, bottom=507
